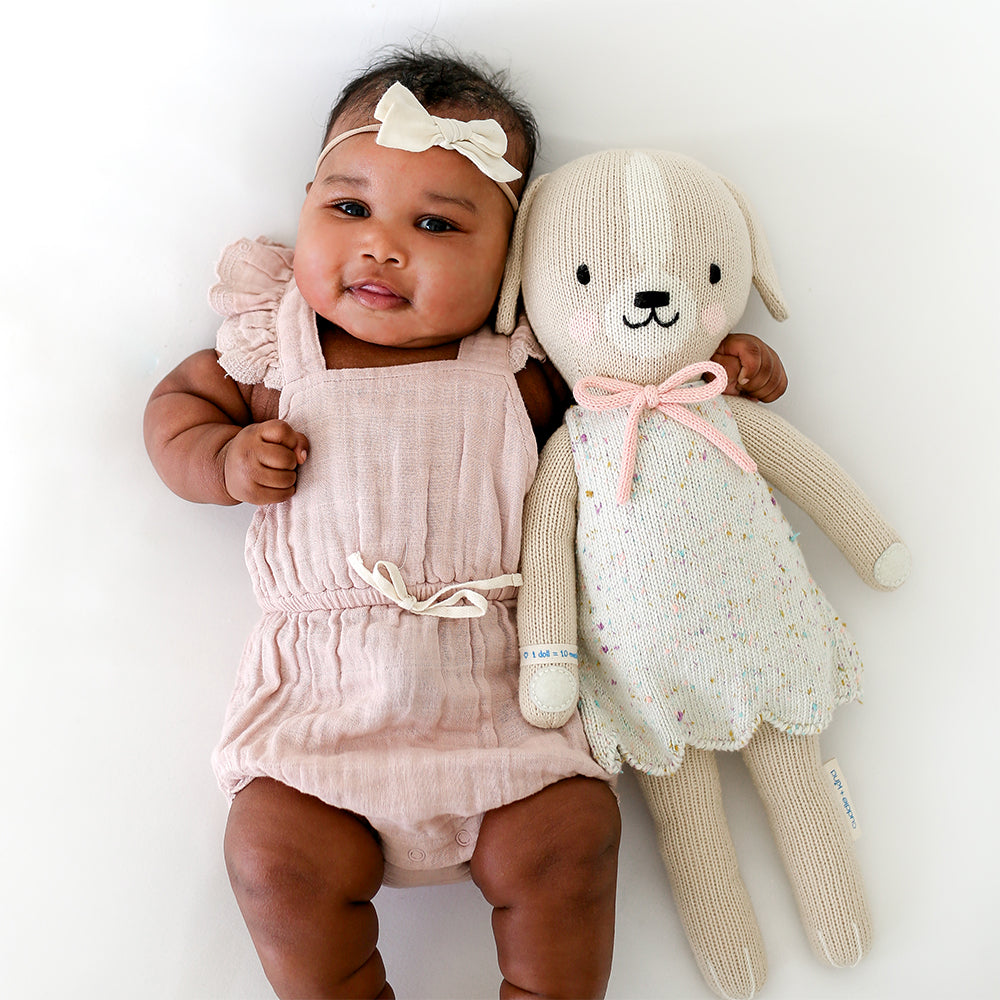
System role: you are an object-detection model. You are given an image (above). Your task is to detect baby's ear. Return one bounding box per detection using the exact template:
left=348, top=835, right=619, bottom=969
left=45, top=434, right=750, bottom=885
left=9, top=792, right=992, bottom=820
left=719, top=175, right=789, bottom=322
left=496, top=174, right=547, bottom=335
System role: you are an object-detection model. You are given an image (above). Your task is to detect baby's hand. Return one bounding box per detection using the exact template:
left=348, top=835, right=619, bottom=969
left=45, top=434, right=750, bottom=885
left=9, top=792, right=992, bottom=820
left=222, top=420, right=310, bottom=505
left=710, top=333, right=788, bottom=402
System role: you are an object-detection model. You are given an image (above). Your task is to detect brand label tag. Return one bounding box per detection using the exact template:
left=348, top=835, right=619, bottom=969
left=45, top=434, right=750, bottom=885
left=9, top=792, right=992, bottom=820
left=823, top=757, right=861, bottom=841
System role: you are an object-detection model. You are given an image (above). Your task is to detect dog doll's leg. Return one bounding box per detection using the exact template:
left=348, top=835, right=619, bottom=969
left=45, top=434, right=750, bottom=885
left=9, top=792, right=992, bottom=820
left=638, top=754, right=766, bottom=1000
left=741, top=726, right=872, bottom=967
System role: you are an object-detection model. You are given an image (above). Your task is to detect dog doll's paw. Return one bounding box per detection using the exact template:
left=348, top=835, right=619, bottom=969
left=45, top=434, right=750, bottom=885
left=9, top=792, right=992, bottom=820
left=519, top=662, right=578, bottom=728
left=873, top=540, right=911, bottom=589
left=529, top=663, right=577, bottom=714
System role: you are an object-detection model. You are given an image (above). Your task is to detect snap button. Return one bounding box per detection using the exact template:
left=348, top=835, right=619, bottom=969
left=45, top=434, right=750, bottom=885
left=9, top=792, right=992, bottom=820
left=455, top=829, right=473, bottom=847
left=407, top=848, right=426, bottom=863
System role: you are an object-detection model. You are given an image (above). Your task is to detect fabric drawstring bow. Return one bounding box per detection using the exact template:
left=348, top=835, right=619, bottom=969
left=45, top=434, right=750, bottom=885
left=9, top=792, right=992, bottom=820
left=347, top=552, right=522, bottom=619
left=573, top=361, right=758, bottom=505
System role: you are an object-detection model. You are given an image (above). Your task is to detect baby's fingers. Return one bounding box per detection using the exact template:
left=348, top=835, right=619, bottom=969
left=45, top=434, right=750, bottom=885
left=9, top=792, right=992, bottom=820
left=255, top=440, right=303, bottom=475
left=706, top=352, right=742, bottom=394
left=231, top=458, right=300, bottom=505
left=737, top=350, right=787, bottom=403
left=224, top=420, right=309, bottom=504
left=712, top=333, right=788, bottom=402
left=252, top=456, right=300, bottom=491
left=258, top=419, right=309, bottom=465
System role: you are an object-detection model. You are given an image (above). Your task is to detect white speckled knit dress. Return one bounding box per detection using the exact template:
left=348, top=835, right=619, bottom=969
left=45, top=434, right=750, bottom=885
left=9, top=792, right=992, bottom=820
left=209, top=238, right=608, bottom=886
left=565, top=394, right=862, bottom=778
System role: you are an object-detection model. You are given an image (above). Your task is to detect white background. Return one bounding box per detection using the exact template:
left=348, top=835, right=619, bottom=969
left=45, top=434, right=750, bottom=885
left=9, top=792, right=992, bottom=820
left=2, top=2, right=996, bottom=998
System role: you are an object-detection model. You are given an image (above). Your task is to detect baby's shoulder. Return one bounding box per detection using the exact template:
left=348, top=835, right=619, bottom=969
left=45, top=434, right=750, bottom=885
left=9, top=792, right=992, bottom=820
left=211, top=237, right=295, bottom=390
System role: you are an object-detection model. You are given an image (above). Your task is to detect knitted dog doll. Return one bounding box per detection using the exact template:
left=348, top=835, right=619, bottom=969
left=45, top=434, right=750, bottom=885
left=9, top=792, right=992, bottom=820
left=496, top=149, right=910, bottom=999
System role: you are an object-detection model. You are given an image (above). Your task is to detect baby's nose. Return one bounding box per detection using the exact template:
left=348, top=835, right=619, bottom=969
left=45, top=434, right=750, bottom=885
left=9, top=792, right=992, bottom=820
left=363, top=228, right=405, bottom=265
left=365, top=247, right=402, bottom=264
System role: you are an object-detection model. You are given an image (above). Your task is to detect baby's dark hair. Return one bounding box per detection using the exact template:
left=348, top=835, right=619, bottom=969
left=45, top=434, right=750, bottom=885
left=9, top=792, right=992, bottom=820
left=324, top=43, right=539, bottom=181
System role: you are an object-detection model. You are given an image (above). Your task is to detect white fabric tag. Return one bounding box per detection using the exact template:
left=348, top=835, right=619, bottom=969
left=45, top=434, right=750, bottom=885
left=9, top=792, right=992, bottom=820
left=520, top=644, right=579, bottom=665
left=823, top=757, right=861, bottom=841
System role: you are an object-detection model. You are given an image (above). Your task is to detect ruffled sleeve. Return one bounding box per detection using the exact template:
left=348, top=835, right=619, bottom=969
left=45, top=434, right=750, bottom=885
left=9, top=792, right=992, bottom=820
left=506, top=313, right=547, bottom=373
left=210, top=237, right=295, bottom=389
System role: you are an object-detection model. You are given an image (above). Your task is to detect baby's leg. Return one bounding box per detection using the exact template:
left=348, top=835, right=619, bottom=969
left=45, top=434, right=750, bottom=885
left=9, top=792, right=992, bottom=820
left=741, top=726, right=872, bottom=967
left=224, top=777, right=392, bottom=999
left=638, top=755, right=766, bottom=1000
left=469, top=776, right=620, bottom=999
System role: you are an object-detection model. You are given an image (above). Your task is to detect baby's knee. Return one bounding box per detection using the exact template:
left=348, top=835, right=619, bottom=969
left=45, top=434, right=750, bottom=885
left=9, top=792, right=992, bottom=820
left=547, top=779, right=622, bottom=870
left=224, top=825, right=322, bottom=913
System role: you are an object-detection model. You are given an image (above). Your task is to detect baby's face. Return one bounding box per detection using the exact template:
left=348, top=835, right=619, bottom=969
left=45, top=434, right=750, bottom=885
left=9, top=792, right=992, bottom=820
left=294, top=128, right=515, bottom=349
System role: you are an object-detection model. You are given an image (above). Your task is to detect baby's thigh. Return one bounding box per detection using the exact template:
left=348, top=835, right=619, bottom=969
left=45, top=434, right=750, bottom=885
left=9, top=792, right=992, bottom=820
left=470, top=777, right=620, bottom=899
left=223, top=780, right=389, bottom=995
left=469, top=778, right=620, bottom=996
left=225, top=777, right=384, bottom=903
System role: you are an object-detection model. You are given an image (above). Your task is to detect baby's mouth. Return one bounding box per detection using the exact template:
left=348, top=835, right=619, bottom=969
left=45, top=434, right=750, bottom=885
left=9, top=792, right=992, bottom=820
left=347, top=282, right=408, bottom=310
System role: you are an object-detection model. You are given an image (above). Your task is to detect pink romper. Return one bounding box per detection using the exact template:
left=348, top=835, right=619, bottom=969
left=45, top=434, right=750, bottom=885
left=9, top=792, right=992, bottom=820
left=210, top=239, right=608, bottom=886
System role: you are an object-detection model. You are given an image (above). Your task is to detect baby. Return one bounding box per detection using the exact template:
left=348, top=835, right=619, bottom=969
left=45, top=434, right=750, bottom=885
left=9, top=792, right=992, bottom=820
left=143, top=47, right=787, bottom=999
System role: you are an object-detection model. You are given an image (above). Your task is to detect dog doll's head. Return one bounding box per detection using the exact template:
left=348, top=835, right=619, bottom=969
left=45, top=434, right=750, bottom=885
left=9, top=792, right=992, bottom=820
left=498, top=149, right=789, bottom=387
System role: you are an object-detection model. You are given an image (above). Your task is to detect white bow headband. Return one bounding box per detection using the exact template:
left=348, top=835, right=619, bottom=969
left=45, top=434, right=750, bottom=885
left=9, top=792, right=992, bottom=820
left=314, top=81, right=522, bottom=210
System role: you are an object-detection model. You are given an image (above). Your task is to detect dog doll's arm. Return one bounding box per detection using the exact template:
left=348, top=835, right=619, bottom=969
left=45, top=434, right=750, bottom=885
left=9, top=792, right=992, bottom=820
left=729, top=397, right=910, bottom=592
left=518, top=424, right=581, bottom=729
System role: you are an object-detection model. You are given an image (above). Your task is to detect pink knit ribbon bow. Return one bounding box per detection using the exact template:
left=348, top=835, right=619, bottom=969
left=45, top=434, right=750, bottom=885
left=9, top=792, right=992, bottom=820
left=573, top=361, right=757, bottom=505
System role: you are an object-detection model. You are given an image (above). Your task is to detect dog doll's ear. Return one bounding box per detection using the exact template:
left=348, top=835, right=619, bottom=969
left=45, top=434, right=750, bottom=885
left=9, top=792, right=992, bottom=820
left=719, top=175, right=790, bottom=322
left=496, top=174, right=548, bottom=335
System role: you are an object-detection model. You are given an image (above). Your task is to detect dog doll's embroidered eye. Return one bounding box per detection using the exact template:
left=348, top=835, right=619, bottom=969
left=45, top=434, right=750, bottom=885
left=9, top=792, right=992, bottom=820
left=576, top=264, right=591, bottom=285
left=709, top=264, right=722, bottom=284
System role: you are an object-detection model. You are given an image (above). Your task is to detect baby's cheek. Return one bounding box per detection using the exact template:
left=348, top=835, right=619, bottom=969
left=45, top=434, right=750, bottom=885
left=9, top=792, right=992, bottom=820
left=700, top=303, right=728, bottom=337
left=569, top=309, right=599, bottom=345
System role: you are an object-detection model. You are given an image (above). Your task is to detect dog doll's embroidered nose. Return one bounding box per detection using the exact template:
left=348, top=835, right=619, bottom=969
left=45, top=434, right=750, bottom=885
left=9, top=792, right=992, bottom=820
left=634, top=290, right=670, bottom=310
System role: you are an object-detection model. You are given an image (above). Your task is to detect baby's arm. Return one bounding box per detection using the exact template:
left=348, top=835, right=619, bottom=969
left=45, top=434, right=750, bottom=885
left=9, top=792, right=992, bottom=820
left=515, top=357, right=574, bottom=448
left=710, top=332, right=788, bottom=402
left=144, top=349, right=308, bottom=506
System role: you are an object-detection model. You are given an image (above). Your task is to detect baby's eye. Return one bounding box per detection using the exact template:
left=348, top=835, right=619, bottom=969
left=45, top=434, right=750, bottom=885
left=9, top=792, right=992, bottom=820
left=332, top=200, right=369, bottom=218
left=417, top=217, right=457, bottom=233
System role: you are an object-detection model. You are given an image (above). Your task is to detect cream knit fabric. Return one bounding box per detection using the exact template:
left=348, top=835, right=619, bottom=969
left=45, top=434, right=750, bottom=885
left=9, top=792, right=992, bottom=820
left=638, top=758, right=766, bottom=1000
left=567, top=395, right=862, bottom=777
left=517, top=424, right=581, bottom=728
left=741, top=727, right=872, bottom=968
left=730, top=397, right=910, bottom=591
left=638, top=724, right=872, bottom=1000
left=504, top=148, right=906, bottom=992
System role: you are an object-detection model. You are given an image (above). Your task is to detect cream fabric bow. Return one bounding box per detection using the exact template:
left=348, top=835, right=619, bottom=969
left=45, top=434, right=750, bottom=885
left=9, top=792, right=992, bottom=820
left=313, top=82, right=521, bottom=209
left=373, top=82, right=522, bottom=184
left=348, top=552, right=522, bottom=619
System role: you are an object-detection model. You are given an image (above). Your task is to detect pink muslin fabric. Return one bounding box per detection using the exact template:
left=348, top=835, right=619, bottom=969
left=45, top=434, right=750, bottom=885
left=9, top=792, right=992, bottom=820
left=210, top=239, right=608, bottom=886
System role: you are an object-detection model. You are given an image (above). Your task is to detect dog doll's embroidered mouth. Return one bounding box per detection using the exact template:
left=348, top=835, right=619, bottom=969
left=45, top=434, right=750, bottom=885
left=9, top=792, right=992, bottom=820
left=622, top=309, right=680, bottom=330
